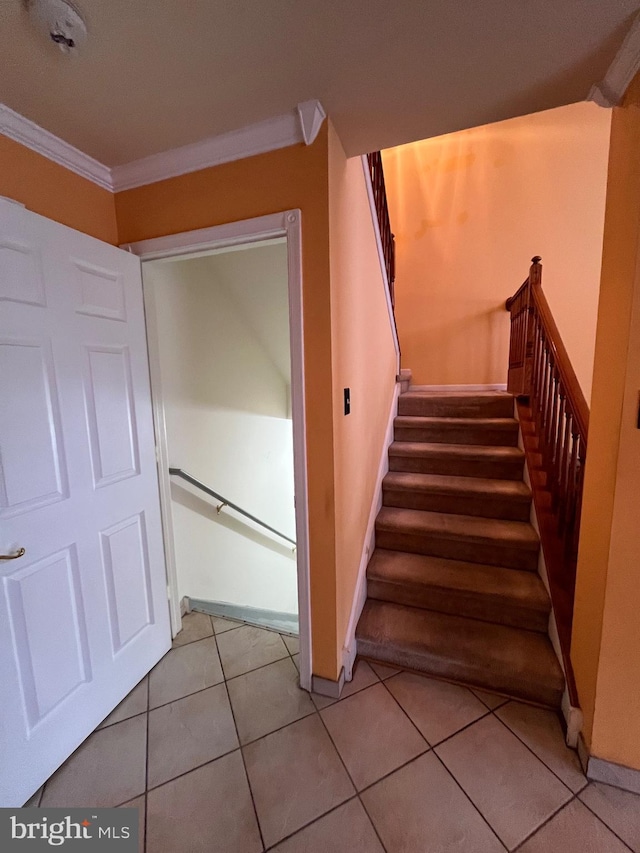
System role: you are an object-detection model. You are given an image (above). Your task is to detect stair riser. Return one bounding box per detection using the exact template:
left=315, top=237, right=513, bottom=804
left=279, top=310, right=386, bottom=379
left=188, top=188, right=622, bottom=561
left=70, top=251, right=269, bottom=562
left=356, top=640, right=562, bottom=708
left=367, top=579, right=549, bottom=632
left=375, top=528, right=539, bottom=571
left=389, top=455, right=524, bottom=480
left=398, top=398, right=514, bottom=418
left=382, top=487, right=531, bottom=521
left=394, top=425, right=519, bottom=446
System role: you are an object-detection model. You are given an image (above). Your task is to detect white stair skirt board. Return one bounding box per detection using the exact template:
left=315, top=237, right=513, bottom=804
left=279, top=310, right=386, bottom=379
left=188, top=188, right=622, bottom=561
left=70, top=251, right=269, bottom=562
left=409, top=383, right=508, bottom=392
left=578, top=735, right=640, bottom=796
left=341, top=382, right=401, bottom=682
left=514, top=402, right=581, bottom=747
left=189, top=598, right=299, bottom=636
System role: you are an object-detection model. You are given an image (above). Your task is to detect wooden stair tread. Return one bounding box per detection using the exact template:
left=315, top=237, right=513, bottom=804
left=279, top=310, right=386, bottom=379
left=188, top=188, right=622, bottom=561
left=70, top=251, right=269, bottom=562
left=401, top=391, right=512, bottom=400
left=394, top=416, right=518, bottom=428
left=398, top=392, right=514, bottom=419
left=356, top=599, right=564, bottom=707
left=390, top=442, right=524, bottom=461
left=376, top=506, right=539, bottom=550
left=368, top=549, right=550, bottom=611
left=383, top=471, right=531, bottom=500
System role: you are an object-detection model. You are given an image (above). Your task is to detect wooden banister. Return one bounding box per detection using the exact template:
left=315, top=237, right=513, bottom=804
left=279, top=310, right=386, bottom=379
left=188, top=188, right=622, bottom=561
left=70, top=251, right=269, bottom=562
left=506, top=257, right=589, bottom=707
left=367, top=151, right=397, bottom=309
left=530, top=286, right=589, bottom=442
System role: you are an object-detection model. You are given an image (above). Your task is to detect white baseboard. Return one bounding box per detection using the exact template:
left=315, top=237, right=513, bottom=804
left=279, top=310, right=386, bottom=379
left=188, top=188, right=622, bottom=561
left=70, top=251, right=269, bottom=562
left=312, top=671, right=345, bottom=699
left=562, top=694, right=583, bottom=749
left=578, top=734, right=640, bottom=795
left=341, top=382, right=400, bottom=681
left=180, top=596, right=190, bottom=616
left=410, top=383, right=508, bottom=392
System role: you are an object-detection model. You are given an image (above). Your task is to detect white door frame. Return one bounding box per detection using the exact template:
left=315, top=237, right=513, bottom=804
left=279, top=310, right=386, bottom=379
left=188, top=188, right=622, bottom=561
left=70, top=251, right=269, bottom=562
left=122, top=210, right=312, bottom=691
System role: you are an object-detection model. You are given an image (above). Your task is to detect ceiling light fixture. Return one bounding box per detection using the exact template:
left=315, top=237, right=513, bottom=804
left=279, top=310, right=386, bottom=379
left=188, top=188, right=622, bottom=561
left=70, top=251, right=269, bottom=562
left=27, top=0, right=87, bottom=55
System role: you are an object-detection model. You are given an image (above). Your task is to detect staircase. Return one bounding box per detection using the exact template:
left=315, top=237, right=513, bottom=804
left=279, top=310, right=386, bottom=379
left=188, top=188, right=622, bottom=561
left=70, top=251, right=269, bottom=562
left=356, top=389, right=565, bottom=708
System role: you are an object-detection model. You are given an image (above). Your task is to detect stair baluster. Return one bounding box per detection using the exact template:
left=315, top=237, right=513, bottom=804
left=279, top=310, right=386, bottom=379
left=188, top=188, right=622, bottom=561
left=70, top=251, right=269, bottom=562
left=506, top=257, right=589, bottom=706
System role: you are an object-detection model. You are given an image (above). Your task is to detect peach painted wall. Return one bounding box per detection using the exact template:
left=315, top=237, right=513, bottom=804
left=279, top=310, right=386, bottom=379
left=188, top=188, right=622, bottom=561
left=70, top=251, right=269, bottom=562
left=572, top=73, right=640, bottom=770
left=0, top=134, right=117, bottom=244
left=382, top=103, right=611, bottom=400
left=328, top=123, right=398, bottom=659
left=114, top=132, right=341, bottom=680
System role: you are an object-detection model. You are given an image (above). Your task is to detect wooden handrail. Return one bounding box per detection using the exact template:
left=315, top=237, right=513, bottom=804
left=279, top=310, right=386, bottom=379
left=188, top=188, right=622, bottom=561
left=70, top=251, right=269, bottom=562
left=530, top=286, right=589, bottom=442
left=366, top=151, right=397, bottom=309
left=506, top=257, right=589, bottom=706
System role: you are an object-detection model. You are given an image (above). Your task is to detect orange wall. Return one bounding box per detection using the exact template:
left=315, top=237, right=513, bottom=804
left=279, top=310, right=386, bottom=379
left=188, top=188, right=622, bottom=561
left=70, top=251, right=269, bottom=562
left=0, top=134, right=117, bottom=244
left=328, top=123, right=398, bottom=659
left=382, top=103, right=611, bottom=399
left=572, top=74, right=640, bottom=769
left=2, top=123, right=397, bottom=684
left=115, top=131, right=341, bottom=680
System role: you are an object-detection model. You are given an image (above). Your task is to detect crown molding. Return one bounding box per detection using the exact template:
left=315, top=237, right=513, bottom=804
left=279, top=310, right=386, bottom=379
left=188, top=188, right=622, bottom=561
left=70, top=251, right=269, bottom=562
left=0, top=103, right=113, bottom=190
left=0, top=99, right=327, bottom=194
left=588, top=11, right=640, bottom=107
left=110, top=100, right=326, bottom=192
left=297, top=99, right=327, bottom=145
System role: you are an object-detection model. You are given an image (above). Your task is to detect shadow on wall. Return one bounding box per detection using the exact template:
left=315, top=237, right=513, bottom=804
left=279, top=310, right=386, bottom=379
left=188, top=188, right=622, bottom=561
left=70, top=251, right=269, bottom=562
left=383, top=100, right=610, bottom=392
left=171, top=481, right=296, bottom=561
left=157, top=254, right=290, bottom=420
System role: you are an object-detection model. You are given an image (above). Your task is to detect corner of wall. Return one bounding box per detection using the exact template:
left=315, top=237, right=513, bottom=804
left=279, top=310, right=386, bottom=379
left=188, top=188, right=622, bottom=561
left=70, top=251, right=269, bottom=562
left=0, top=133, right=118, bottom=244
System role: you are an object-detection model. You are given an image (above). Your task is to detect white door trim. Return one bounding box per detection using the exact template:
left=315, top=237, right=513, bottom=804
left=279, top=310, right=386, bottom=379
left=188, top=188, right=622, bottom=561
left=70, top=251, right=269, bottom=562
left=123, top=211, right=312, bottom=691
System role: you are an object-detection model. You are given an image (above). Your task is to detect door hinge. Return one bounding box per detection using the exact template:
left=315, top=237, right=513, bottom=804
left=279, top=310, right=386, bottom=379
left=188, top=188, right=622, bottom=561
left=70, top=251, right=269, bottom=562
left=155, top=445, right=160, bottom=463
left=167, top=584, right=172, bottom=601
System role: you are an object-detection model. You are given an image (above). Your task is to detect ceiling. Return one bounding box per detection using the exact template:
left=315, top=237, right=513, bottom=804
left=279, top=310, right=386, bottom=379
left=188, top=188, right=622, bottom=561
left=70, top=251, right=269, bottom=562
left=0, top=0, right=637, bottom=166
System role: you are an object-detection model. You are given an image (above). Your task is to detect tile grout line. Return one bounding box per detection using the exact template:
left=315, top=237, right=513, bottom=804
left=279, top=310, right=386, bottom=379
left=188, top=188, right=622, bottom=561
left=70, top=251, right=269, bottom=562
left=429, top=750, right=510, bottom=852
left=312, top=702, right=390, bottom=853
left=44, top=611, right=615, bottom=853
left=377, top=673, right=436, bottom=745
left=130, top=655, right=312, bottom=801
left=489, top=705, right=586, bottom=796
left=261, top=796, right=362, bottom=852
left=138, top=666, right=632, bottom=853
left=147, top=653, right=293, bottom=716
left=510, top=792, right=581, bottom=852
left=573, top=791, right=636, bottom=853
left=218, top=634, right=267, bottom=853
left=143, top=675, right=150, bottom=853
left=367, top=679, right=507, bottom=852
left=114, top=747, right=243, bottom=807
left=426, top=698, right=585, bottom=851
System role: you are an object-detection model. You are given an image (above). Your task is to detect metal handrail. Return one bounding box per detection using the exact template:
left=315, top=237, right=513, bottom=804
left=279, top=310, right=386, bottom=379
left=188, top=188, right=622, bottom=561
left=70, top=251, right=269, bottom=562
left=168, top=467, right=296, bottom=547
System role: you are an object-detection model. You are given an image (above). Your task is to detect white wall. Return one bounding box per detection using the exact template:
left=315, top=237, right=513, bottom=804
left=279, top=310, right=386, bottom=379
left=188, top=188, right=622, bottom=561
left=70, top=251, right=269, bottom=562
left=146, top=243, right=297, bottom=614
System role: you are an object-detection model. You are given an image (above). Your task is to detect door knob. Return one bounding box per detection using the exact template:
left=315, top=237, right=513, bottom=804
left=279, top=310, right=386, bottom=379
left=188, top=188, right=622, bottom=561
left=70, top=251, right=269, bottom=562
left=0, top=547, right=25, bottom=560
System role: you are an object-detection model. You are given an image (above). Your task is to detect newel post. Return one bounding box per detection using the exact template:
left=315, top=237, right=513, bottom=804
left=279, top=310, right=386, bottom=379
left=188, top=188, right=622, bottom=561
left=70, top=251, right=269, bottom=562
left=506, top=256, right=541, bottom=397
left=522, top=256, right=542, bottom=398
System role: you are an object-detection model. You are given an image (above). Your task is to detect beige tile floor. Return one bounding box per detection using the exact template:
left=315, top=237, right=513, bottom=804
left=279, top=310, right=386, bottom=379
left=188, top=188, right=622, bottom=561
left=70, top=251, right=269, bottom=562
left=28, top=611, right=640, bottom=852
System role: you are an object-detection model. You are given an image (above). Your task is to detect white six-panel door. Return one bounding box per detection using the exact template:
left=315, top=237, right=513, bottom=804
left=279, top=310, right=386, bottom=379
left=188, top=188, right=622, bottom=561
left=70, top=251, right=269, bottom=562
left=0, top=198, right=171, bottom=807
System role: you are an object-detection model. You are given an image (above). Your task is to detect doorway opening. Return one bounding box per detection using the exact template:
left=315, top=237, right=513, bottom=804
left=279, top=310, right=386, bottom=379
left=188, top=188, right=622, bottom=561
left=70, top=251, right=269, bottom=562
left=126, top=211, right=311, bottom=690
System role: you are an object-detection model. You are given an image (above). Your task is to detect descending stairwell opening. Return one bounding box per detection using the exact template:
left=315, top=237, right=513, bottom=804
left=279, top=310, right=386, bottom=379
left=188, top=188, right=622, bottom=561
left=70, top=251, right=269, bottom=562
left=143, top=239, right=300, bottom=637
